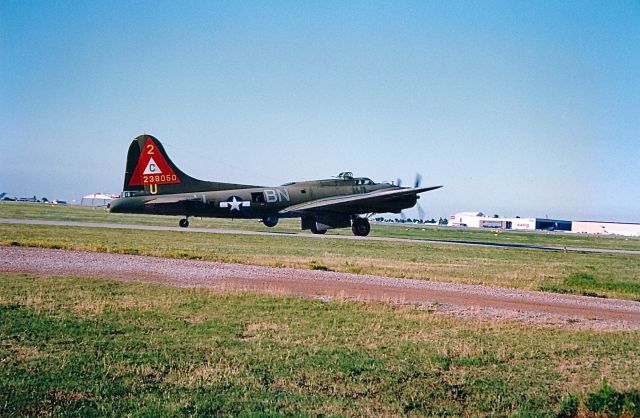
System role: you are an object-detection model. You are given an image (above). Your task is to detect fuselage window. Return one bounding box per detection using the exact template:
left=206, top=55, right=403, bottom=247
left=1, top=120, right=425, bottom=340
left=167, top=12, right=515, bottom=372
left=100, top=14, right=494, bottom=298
left=251, top=192, right=265, bottom=204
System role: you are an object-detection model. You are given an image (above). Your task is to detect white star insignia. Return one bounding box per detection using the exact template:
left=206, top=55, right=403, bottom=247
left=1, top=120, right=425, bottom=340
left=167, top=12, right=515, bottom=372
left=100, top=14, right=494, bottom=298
left=228, top=196, right=242, bottom=211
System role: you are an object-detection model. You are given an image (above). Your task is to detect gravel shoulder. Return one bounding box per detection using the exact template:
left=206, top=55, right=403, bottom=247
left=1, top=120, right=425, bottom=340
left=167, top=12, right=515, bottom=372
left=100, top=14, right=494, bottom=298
left=2, top=246, right=639, bottom=330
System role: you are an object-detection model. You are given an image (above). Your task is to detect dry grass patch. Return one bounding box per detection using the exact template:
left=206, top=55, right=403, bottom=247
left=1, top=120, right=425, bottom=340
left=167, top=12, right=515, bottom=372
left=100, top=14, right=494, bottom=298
left=244, top=321, right=288, bottom=333
left=241, top=321, right=289, bottom=340
left=166, top=360, right=246, bottom=389
left=2, top=341, right=42, bottom=360
left=7, top=292, right=56, bottom=313
left=64, top=289, right=107, bottom=315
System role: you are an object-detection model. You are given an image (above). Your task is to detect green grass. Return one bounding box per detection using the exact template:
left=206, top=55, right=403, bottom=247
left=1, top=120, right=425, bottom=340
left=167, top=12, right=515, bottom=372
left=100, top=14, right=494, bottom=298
left=2, top=201, right=640, bottom=251
left=539, top=272, right=640, bottom=299
left=373, top=223, right=640, bottom=252
left=1, top=274, right=639, bottom=417
left=2, top=222, right=640, bottom=301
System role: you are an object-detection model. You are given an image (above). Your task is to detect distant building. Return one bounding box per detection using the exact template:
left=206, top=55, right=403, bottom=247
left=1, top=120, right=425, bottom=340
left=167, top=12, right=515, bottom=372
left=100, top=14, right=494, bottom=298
left=449, top=212, right=483, bottom=227
left=80, top=193, right=118, bottom=207
left=572, top=221, right=640, bottom=237
left=449, top=212, right=571, bottom=231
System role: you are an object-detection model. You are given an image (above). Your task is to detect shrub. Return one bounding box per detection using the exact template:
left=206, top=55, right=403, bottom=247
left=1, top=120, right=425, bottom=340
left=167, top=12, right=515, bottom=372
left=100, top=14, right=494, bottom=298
left=556, top=393, right=578, bottom=418
left=585, top=379, right=640, bottom=417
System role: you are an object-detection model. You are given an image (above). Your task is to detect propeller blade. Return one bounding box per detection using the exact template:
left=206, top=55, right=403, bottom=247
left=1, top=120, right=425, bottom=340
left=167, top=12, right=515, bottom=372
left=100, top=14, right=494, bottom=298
left=396, top=178, right=402, bottom=187
left=414, top=173, right=422, bottom=188
left=417, top=203, right=425, bottom=221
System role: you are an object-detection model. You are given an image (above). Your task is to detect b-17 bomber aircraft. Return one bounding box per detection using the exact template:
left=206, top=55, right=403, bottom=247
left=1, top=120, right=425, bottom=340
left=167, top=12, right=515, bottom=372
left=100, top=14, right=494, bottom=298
left=109, top=135, right=442, bottom=236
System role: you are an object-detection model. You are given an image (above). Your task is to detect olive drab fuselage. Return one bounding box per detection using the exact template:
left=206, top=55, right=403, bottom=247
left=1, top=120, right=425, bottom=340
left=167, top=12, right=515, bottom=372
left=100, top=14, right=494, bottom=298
left=110, top=179, right=398, bottom=219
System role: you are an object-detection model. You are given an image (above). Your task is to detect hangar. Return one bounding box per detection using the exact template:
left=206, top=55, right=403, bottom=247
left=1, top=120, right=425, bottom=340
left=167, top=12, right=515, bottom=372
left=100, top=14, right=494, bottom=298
left=572, top=221, right=640, bottom=237
left=80, top=193, right=118, bottom=207
left=449, top=212, right=572, bottom=231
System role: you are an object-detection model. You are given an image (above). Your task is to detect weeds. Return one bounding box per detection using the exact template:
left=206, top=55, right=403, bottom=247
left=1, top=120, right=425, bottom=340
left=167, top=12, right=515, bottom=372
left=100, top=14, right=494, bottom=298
left=539, top=272, right=640, bottom=299
left=556, top=393, right=579, bottom=417
left=585, top=379, right=640, bottom=417
left=307, top=260, right=330, bottom=271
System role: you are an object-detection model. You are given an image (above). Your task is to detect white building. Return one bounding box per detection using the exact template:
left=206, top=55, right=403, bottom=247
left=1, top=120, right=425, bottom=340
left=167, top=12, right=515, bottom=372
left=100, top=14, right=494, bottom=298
left=449, top=212, right=483, bottom=227
left=506, top=218, right=537, bottom=231
left=572, top=221, right=640, bottom=237
left=449, top=212, right=566, bottom=231
left=80, top=193, right=118, bottom=207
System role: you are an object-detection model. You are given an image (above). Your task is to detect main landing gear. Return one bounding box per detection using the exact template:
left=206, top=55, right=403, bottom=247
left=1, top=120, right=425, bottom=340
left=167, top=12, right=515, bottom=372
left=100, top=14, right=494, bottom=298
left=179, top=218, right=189, bottom=228
left=262, top=216, right=279, bottom=228
left=310, top=224, right=327, bottom=235
left=351, top=217, right=370, bottom=237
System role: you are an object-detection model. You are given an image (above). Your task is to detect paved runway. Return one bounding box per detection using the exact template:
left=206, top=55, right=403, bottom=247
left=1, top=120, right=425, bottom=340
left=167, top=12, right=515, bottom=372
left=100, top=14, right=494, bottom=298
left=2, top=218, right=639, bottom=255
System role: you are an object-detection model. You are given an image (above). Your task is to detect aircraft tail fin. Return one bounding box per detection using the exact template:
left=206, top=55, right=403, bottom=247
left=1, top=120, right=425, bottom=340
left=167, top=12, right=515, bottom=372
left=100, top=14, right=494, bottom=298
left=123, top=134, right=258, bottom=195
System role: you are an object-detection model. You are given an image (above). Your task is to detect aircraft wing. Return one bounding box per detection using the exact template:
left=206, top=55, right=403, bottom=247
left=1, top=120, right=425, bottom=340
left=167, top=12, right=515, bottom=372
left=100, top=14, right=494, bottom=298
left=279, top=185, right=442, bottom=215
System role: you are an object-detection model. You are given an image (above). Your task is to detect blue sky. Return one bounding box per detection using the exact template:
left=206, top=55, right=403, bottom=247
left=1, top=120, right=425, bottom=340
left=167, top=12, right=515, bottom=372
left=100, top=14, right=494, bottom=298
left=1, top=1, right=639, bottom=221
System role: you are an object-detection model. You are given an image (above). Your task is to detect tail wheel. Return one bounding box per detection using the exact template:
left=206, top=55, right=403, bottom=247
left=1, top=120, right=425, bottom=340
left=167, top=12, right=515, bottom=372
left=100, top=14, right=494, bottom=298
left=352, top=218, right=370, bottom=236
left=179, top=218, right=189, bottom=228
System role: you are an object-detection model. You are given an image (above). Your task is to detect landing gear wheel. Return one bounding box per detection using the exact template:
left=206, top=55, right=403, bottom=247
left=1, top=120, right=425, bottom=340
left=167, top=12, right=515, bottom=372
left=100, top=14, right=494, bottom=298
left=310, top=224, right=327, bottom=235
left=179, top=218, right=189, bottom=228
left=352, top=218, right=370, bottom=237
left=262, top=216, right=279, bottom=228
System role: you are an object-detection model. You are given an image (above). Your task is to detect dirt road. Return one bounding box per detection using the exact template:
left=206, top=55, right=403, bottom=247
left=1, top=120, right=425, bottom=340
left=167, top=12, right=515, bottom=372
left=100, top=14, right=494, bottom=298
left=2, top=246, right=639, bottom=330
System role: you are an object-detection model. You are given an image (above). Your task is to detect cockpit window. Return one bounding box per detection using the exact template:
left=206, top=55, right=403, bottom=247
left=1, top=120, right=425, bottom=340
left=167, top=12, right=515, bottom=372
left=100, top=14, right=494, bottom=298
left=353, top=178, right=374, bottom=185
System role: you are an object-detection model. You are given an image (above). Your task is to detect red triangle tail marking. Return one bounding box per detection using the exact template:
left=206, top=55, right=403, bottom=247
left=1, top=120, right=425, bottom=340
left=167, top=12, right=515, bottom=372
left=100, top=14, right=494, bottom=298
left=128, top=138, right=181, bottom=186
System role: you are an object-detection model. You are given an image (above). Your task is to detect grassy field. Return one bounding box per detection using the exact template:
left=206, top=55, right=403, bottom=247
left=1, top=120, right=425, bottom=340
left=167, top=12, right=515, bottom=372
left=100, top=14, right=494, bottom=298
left=2, top=206, right=639, bottom=416
left=2, top=201, right=640, bottom=251
left=2, top=222, right=640, bottom=302
left=1, top=273, right=639, bottom=417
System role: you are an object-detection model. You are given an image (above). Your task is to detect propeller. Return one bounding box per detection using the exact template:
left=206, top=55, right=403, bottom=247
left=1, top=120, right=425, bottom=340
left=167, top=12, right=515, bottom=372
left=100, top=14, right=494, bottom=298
left=417, top=202, right=425, bottom=221
left=414, top=173, right=422, bottom=188
left=393, top=173, right=421, bottom=188
left=397, top=173, right=425, bottom=221
left=399, top=202, right=426, bottom=222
